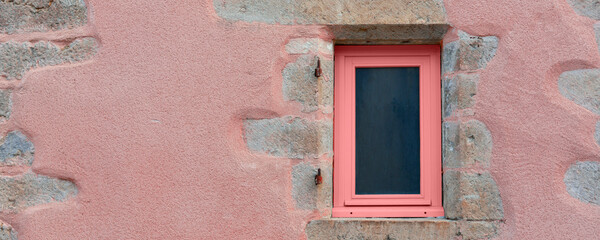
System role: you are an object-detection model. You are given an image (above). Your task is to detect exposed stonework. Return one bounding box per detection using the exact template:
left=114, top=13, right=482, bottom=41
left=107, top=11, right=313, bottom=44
left=0, top=37, right=98, bottom=80
left=291, top=162, right=331, bottom=210
left=443, top=31, right=499, bottom=74
left=558, top=69, right=600, bottom=115
left=567, top=0, right=600, bottom=20
left=282, top=54, right=333, bottom=113
left=458, top=221, right=500, bottom=240
left=443, top=74, right=479, bottom=118
left=443, top=121, right=460, bottom=167
left=459, top=120, right=493, bottom=168
left=213, top=0, right=447, bottom=25
left=285, top=38, right=332, bottom=56
left=306, top=219, right=459, bottom=240
left=443, top=120, right=493, bottom=168
left=0, top=172, right=78, bottom=213
left=564, top=161, right=600, bottom=205
left=328, top=24, right=449, bottom=44
left=443, top=170, right=504, bottom=220
left=0, top=131, right=34, bottom=167
left=0, top=221, right=17, bottom=240
left=244, top=117, right=332, bottom=159
left=0, top=90, right=11, bottom=120
left=0, top=0, right=87, bottom=34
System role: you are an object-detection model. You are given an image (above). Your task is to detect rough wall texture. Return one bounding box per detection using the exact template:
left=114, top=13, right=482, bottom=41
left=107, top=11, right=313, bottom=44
left=0, top=0, right=599, bottom=239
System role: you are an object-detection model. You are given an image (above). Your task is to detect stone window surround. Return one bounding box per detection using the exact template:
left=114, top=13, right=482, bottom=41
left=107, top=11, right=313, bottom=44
left=243, top=24, right=503, bottom=239
left=303, top=25, right=504, bottom=239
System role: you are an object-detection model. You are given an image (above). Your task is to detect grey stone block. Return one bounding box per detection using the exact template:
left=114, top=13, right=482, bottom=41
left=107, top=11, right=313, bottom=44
left=282, top=55, right=332, bottom=113
left=444, top=120, right=493, bottom=169
left=306, top=219, right=459, bottom=240
left=244, top=117, right=332, bottom=159
left=558, top=69, right=600, bottom=115
left=443, top=121, right=460, bottom=168
left=444, top=170, right=504, bottom=220
left=0, top=90, right=11, bottom=120
left=458, top=221, right=500, bottom=240
left=285, top=38, right=332, bottom=56
left=564, top=161, right=600, bottom=205
left=0, top=221, right=17, bottom=240
left=567, top=0, right=600, bottom=20
left=328, top=24, right=449, bottom=45
left=443, top=31, right=498, bottom=73
left=0, top=131, right=34, bottom=167
left=291, top=162, right=331, bottom=210
left=0, top=37, right=98, bottom=80
left=0, top=172, right=78, bottom=213
left=443, top=74, right=479, bottom=118
left=0, top=0, right=87, bottom=34
left=442, top=41, right=459, bottom=75
left=213, top=0, right=447, bottom=25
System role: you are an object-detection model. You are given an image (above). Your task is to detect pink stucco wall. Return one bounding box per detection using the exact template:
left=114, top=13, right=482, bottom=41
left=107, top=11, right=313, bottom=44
left=1, top=0, right=599, bottom=239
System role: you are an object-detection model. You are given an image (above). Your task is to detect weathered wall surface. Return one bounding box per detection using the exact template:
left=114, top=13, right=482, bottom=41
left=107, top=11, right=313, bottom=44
left=0, top=0, right=598, bottom=239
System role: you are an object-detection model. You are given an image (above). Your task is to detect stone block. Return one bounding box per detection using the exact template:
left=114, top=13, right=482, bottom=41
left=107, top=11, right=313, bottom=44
left=0, top=90, right=11, bottom=120
left=567, top=0, right=600, bottom=20
left=282, top=55, right=333, bottom=112
left=443, top=121, right=460, bottom=168
left=444, top=120, right=493, bottom=168
left=0, top=37, right=98, bottom=80
left=213, top=0, right=447, bottom=25
left=442, top=41, right=459, bottom=75
left=0, top=172, right=78, bottom=213
left=0, top=0, right=87, bottom=34
left=564, top=161, right=600, bottom=205
left=285, top=38, right=332, bottom=56
left=459, top=221, right=500, bottom=240
left=0, top=221, right=17, bottom=240
left=558, top=69, right=600, bottom=115
left=291, top=162, right=331, bottom=210
left=443, top=31, right=498, bottom=73
left=0, top=131, right=34, bottom=167
left=444, top=170, right=504, bottom=220
left=460, top=120, right=493, bottom=168
left=306, top=219, right=459, bottom=240
left=244, top=117, right=332, bottom=159
left=443, top=74, right=479, bottom=118
left=328, top=24, right=449, bottom=45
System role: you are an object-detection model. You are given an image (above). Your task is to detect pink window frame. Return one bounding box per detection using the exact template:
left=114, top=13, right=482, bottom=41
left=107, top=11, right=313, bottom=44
left=333, top=45, right=443, bottom=218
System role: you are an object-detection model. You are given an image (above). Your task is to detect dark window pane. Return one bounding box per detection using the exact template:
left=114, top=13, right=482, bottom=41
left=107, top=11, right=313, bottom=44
left=355, top=67, right=420, bottom=195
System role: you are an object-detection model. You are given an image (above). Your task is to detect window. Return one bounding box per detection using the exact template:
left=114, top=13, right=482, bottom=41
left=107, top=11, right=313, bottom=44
left=333, top=45, right=443, bottom=217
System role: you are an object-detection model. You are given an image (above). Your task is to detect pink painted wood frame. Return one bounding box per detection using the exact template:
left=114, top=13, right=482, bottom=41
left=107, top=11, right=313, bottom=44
left=333, top=45, right=443, bottom=218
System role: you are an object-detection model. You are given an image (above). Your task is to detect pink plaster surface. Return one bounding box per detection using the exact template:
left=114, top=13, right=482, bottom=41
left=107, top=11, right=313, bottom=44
left=0, top=0, right=598, bottom=239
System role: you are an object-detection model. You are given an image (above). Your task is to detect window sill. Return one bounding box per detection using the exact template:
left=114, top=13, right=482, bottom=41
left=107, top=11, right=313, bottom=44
left=306, top=218, right=501, bottom=240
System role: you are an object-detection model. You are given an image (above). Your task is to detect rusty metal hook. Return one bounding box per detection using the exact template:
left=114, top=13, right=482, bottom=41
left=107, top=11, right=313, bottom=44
left=314, top=57, right=322, bottom=77
left=315, top=168, right=323, bottom=185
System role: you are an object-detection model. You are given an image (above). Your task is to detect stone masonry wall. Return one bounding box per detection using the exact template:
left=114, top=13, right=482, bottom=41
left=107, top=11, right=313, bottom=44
left=0, top=0, right=97, bottom=239
left=561, top=0, right=600, bottom=208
